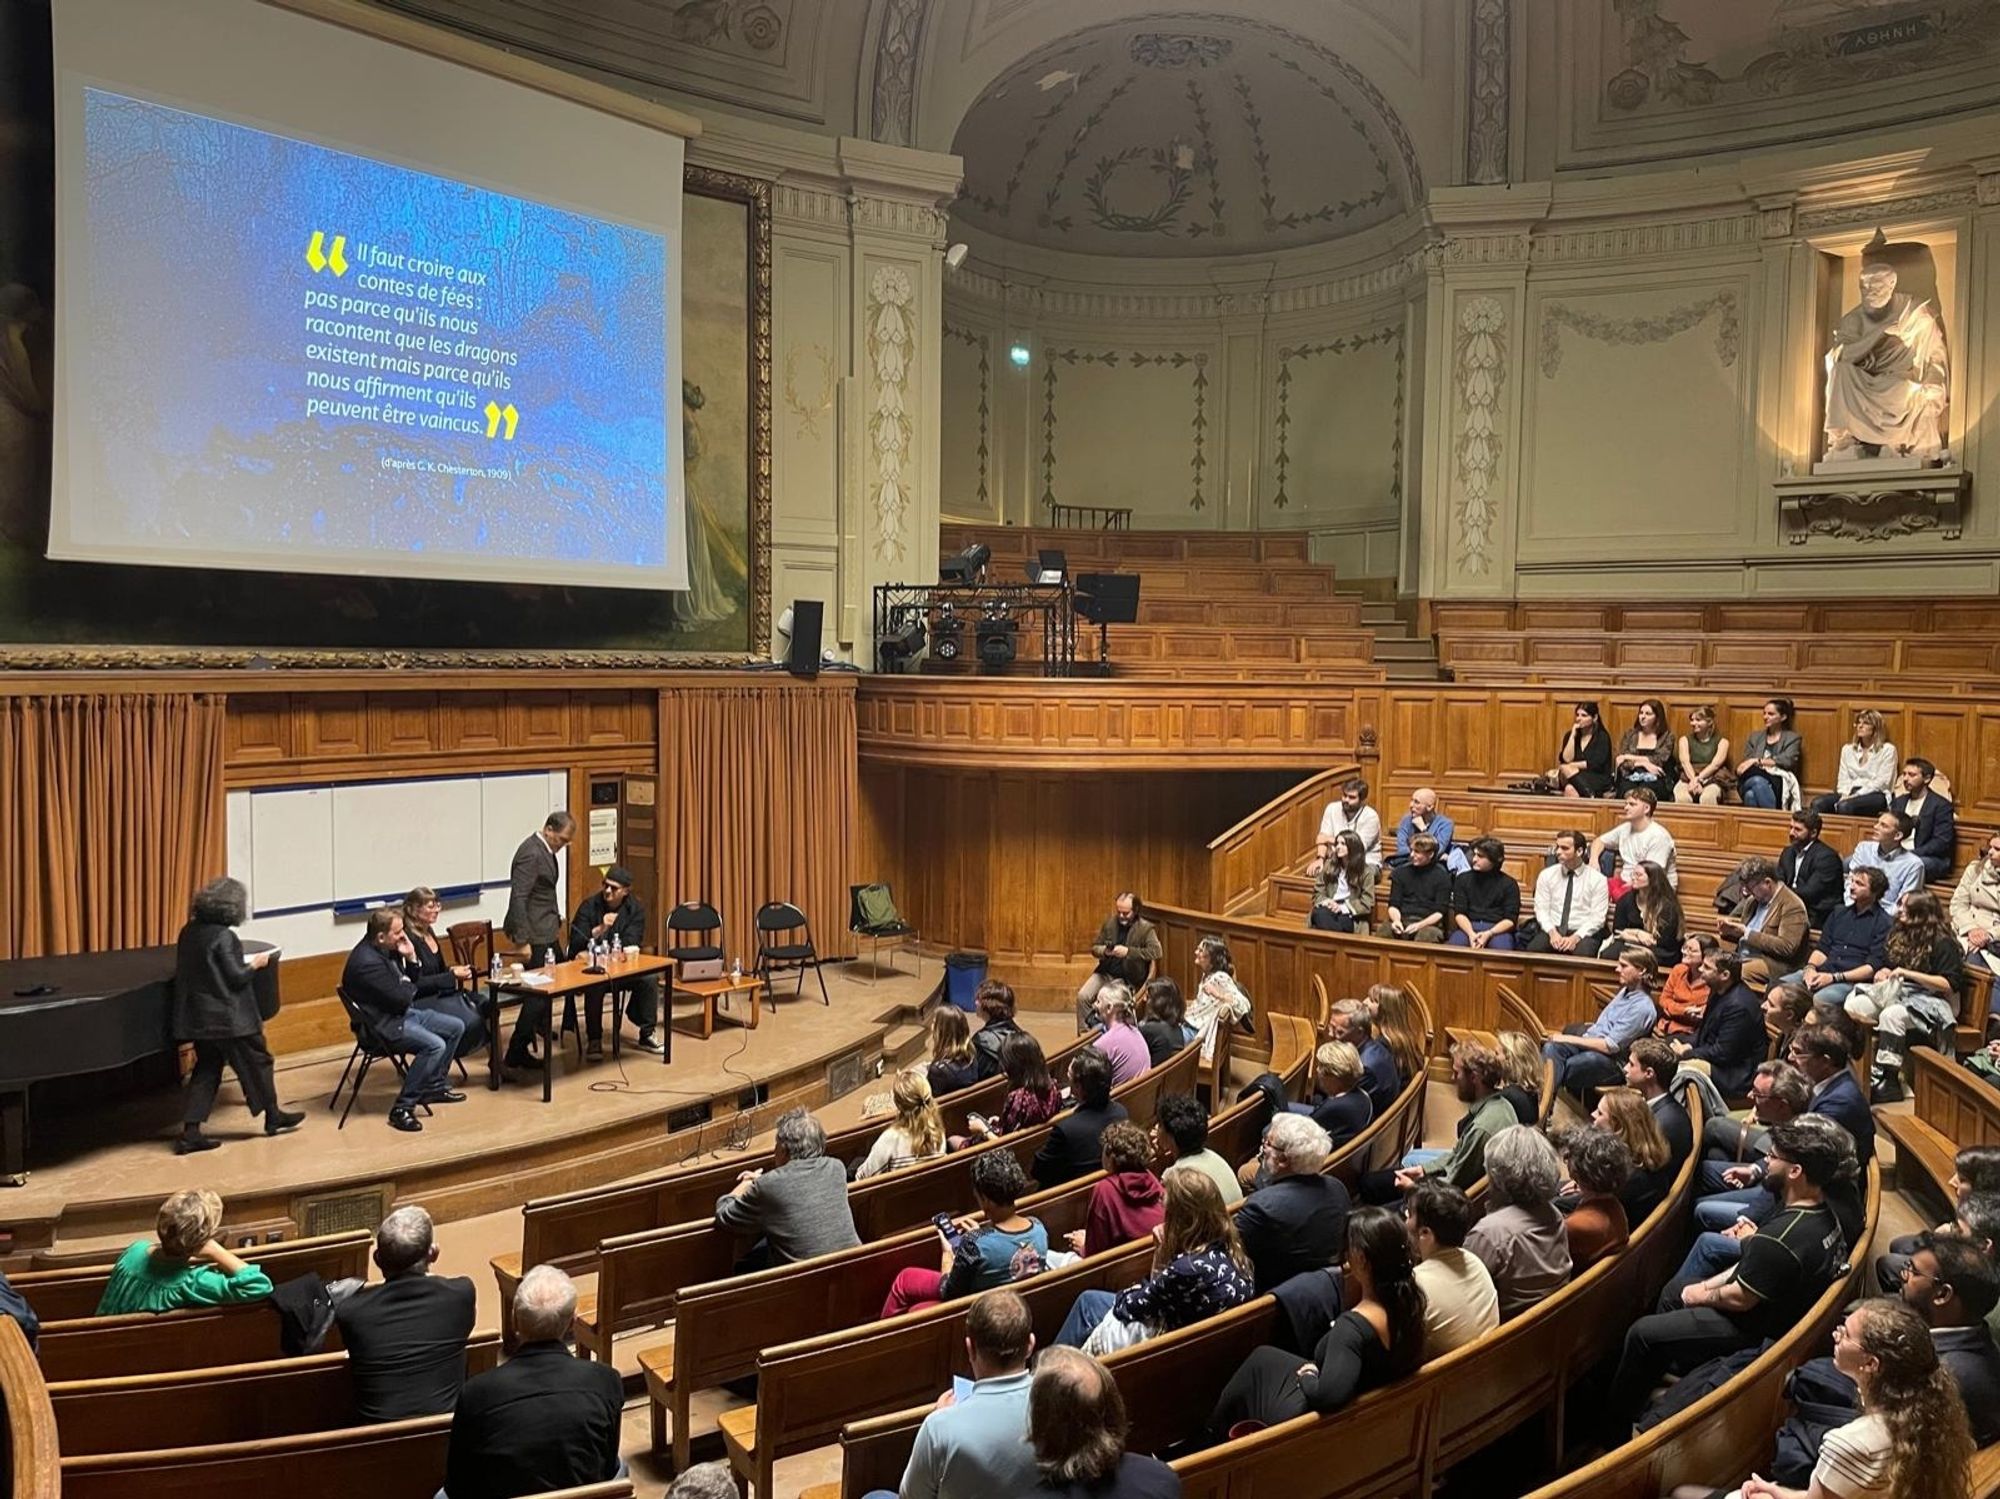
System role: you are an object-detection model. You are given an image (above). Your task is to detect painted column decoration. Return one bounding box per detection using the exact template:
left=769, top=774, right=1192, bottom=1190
left=867, top=265, right=917, bottom=564
left=1466, top=0, right=1511, bottom=186
left=1453, top=296, right=1508, bottom=576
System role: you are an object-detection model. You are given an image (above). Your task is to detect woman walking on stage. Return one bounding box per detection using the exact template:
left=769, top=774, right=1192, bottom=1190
left=173, top=876, right=303, bottom=1154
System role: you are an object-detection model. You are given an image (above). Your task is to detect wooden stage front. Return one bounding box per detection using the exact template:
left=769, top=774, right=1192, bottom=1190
left=2, top=963, right=950, bottom=1259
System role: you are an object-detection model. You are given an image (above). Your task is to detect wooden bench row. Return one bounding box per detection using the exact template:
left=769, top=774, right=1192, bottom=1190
left=1882, top=1047, right=2000, bottom=1222
left=1436, top=629, right=2000, bottom=687
left=942, top=525, right=1315, bottom=567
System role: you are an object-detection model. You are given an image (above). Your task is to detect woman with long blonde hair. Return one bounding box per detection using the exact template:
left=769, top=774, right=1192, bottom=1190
left=924, top=1004, right=978, bottom=1098
left=1493, top=1031, right=1543, bottom=1125
left=854, top=1069, right=946, bottom=1178
left=1367, top=984, right=1428, bottom=1086
left=1590, top=1085, right=1673, bottom=1219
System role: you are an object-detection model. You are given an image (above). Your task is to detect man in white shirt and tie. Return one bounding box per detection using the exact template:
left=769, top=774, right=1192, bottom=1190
left=1311, top=778, right=1382, bottom=873
left=1527, top=830, right=1610, bottom=955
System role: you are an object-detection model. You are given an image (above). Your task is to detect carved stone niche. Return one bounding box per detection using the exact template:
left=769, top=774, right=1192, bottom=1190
left=1774, top=470, right=1968, bottom=546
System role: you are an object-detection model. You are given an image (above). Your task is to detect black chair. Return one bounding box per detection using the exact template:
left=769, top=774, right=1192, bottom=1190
left=755, top=900, right=830, bottom=1010
left=328, top=987, right=433, bottom=1129
left=666, top=901, right=725, bottom=967
left=848, top=883, right=917, bottom=984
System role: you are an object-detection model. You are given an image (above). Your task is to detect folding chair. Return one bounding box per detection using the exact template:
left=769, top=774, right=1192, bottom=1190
left=328, top=988, right=433, bottom=1128
left=848, top=883, right=917, bottom=983
left=755, top=901, right=830, bottom=1010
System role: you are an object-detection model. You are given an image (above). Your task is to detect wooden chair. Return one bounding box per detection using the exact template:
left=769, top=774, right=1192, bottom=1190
left=11, top=1229, right=371, bottom=1323
left=444, top=919, right=495, bottom=973
left=1, top=1316, right=58, bottom=1499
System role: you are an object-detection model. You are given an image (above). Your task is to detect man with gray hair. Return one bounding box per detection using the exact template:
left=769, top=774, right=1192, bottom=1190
left=444, top=1265, right=624, bottom=1498
left=667, top=1462, right=739, bottom=1499
left=1463, top=1125, right=1572, bottom=1319
left=333, top=1204, right=476, bottom=1422
left=1235, top=1112, right=1350, bottom=1292
left=715, top=1108, right=861, bottom=1269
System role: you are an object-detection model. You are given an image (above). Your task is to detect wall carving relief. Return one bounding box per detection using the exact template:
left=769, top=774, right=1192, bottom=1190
left=1466, top=0, right=1511, bottom=185
left=1272, top=327, right=1403, bottom=510
left=1537, top=290, right=1739, bottom=379
left=942, top=323, right=992, bottom=510
left=1040, top=347, right=1211, bottom=512
left=870, top=0, right=930, bottom=147
left=867, top=266, right=917, bottom=564
left=1452, top=297, right=1509, bottom=578
left=783, top=343, right=836, bottom=439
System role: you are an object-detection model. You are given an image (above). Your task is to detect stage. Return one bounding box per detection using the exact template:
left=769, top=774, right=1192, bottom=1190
left=1, top=960, right=1035, bottom=1259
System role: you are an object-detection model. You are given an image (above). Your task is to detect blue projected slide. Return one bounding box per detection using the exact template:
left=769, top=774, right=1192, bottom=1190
left=64, top=88, right=678, bottom=586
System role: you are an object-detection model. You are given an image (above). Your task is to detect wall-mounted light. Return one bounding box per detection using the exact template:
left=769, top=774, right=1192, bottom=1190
left=1009, top=343, right=1031, bottom=368
left=944, top=242, right=970, bottom=269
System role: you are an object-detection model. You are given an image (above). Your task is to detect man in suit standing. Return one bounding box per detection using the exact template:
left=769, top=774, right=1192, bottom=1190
left=501, top=810, right=574, bottom=1072
left=1777, top=811, right=1844, bottom=930
left=333, top=1206, right=476, bottom=1421
left=444, top=1266, right=624, bottom=1499
left=1718, top=857, right=1809, bottom=990
left=342, top=911, right=466, bottom=1133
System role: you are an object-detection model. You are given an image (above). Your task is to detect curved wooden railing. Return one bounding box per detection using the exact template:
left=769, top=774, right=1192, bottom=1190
left=2, top=1314, right=60, bottom=1499
left=1207, top=764, right=1361, bottom=916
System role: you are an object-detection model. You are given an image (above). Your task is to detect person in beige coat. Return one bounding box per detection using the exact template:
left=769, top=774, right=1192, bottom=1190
left=1716, top=856, right=1809, bottom=990
left=1951, top=832, right=2000, bottom=978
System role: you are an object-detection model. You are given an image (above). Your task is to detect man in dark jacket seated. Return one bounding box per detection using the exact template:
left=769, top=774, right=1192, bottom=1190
left=1236, top=1113, right=1351, bottom=1291
left=333, top=1205, right=476, bottom=1421
left=1668, top=952, right=1767, bottom=1098
left=342, top=910, right=466, bottom=1133
left=443, top=1266, right=624, bottom=1498
left=567, top=865, right=658, bottom=1057
left=1032, top=1048, right=1127, bottom=1189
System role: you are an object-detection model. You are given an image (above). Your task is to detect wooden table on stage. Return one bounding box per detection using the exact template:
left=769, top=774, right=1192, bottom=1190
left=480, top=953, right=675, bottom=1102
left=672, top=972, right=767, bottom=1041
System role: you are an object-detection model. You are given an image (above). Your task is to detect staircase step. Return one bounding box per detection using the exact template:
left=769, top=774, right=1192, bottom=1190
left=1381, top=660, right=1443, bottom=681
left=1371, top=638, right=1438, bottom=661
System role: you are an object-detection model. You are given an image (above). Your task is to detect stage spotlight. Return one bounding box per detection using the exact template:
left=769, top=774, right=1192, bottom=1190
left=874, top=614, right=925, bottom=671
left=939, top=543, right=992, bottom=583
left=932, top=604, right=964, bottom=663
left=1025, top=548, right=1068, bottom=585
left=976, top=612, right=1018, bottom=669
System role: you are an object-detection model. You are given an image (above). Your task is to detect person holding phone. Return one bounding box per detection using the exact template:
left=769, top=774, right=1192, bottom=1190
left=881, top=1151, right=1049, bottom=1317
left=172, top=876, right=301, bottom=1154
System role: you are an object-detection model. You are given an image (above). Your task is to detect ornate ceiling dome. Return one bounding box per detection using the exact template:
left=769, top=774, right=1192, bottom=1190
left=948, top=15, right=1422, bottom=259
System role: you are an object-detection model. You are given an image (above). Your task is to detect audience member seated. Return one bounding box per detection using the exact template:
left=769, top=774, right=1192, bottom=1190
left=966, top=1031, right=1065, bottom=1142
left=971, top=979, right=1024, bottom=1081
left=1186, top=936, right=1252, bottom=1067
left=1612, top=698, right=1676, bottom=799
left=1236, top=1113, right=1351, bottom=1292
left=566, top=865, right=656, bottom=1057
left=1366, top=984, right=1430, bottom=1094
left=1034, top=1049, right=1128, bottom=1190
left=1811, top=709, right=1898, bottom=819
left=1449, top=838, right=1521, bottom=950
left=1630, top=1035, right=1694, bottom=1157
left=1154, top=1092, right=1243, bottom=1207
left=1847, top=810, right=1927, bottom=915
left=1542, top=951, right=1659, bottom=1098
left=1591, top=789, right=1681, bottom=891
left=1525, top=829, right=1610, bottom=956
left=1891, top=757, right=1959, bottom=882
left=1720, top=856, right=1813, bottom=990
left=1056, top=1170, right=1254, bottom=1355
left=1607, top=1115, right=1851, bottom=1431
left=1679, top=1297, right=1972, bottom=1499
left=1392, top=788, right=1455, bottom=867
left=1403, top=1181, right=1498, bottom=1358
left=1029, top=1347, right=1181, bottom=1498
left=926, top=1005, right=981, bottom=1098
left=882, top=1150, right=1049, bottom=1318
left=1551, top=701, right=1614, bottom=800
left=1735, top=697, right=1804, bottom=811
left=1777, top=810, right=1845, bottom=931
left=1077, top=893, right=1161, bottom=1032
left=1589, top=1085, right=1674, bottom=1224
left=1764, top=983, right=1814, bottom=1064
left=1668, top=953, right=1768, bottom=1098
left=1556, top=1128, right=1633, bottom=1273
left=1067, top=1123, right=1164, bottom=1259
left=341, top=908, right=467, bottom=1132
left=1599, top=859, right=1682, bottom=965
left=1088, top=982, right=1151, bottom=1087
left=95, top=1188, right=273, bottom=1315
left=1777, top=867, right=1892, bottom=1009
left=443, top=1265, right=623, bottom=1499
left=399, top=886, right=488, bottom=1059
left=0, top=1268, right=36, bottom=1349
left=1206, top=1207, right=1425, bottom=1438
left=1299, top=1042, right=1374, bottom=1150
left=1386, top=834, right=1452, bottom=942
left=1326, top=998, right=1401, bottom=1120
left=668, top=1464, right=738, bottom=1499
left=1137, top=979, right=1192, bottom=1068
left=1876, top=1146, right=2000, bottom=1291
left=1377, top=1041, right=1513, bottom=1198
left=1696, top=1061, right=1811, bottom=1200
left=1791, top=1023, right=1875, bottom=1165
left=1871, top=1237, right=2000, bottom=1447
left=333, top=1205, right=476, bottom=1422
left=714, top=1108, right=861, bottom=1267
left=1314, top=777, right=1383, bottom=870
left=1951, top=832, right=2000, bottom=981
left=1656, top=935, right=1717, bottom=1037
left=1495, top=1031, right=1545, bottom=1124
left=1465, top=1126, right=1572, bottom=1319
left=856, top=1071, right=949, bottom=1180
left=1310, top=830, right=1375, bottom=933
left=867, top=1289, right=1038, bottom=1499
left=1848, top=888, right=1966, bottom=1103
left=1674, top=704, right=1734, bottom=806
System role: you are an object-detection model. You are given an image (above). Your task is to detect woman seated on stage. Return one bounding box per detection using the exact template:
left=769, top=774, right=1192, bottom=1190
left=924, top=1004, right=979, bottom=1098
left=1597, top=860, right=1683, bottom=968
left=400, top=887, right=487, bottom=1058
left=96, top=1189, right=273, bottom=1315
left=1204, top=1206, right=1426, bottom=1438
left=1552, top=701, right=1614, bottom=799
left=964, top=1031, right=1065, bottom=1141
left=854, top=1070, right=947, bottom=1179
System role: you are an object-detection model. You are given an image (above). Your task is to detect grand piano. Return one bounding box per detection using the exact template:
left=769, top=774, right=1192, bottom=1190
left=0, top=943, right=278, bottom=1183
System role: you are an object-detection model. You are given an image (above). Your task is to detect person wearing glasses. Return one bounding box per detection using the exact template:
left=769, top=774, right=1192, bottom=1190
left=567, top=866, right=658, bottom=1057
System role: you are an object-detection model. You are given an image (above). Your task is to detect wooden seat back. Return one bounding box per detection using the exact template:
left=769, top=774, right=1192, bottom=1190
left=36, top=1301, right=344, bottom=1382
left=1267, top=1013, right=1317, bottom=1090
left=57, top=1412, right=452, bottom=1499
left=48, top=1329, right=502, bottom=1455
left=12, top=1230, right=373, bottom=1323
left=1, top=1317, right=58, bottom=1499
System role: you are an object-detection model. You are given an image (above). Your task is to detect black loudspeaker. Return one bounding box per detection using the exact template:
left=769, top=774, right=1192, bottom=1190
left=785, top=600, right=824, bottom=678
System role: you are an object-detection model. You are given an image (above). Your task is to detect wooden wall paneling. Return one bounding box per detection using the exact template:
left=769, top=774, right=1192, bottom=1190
left=224, top=695, right=293, bottom=765
left=366, top=694, right=438, bottom=757
left=509, top=696, right=571, bottom=750
left=298, top=694, right=368, bottom=761
left=440, top=692, right=506, bottom=753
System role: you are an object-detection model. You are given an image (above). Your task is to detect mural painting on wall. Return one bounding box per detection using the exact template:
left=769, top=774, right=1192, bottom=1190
left=0, top=5, right=769, bottom=659
left=1606, top=0, right=2000, bottom=112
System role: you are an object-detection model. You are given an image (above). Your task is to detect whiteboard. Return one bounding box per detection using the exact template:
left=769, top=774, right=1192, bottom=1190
left=247, top=786, right=333, bottom=914
left=332, top=777, right=484, bottom=903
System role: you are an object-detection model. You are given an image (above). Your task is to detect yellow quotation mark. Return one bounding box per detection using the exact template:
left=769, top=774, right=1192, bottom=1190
left=484, top=402, right=520, bottom=441
left=304, top=231, right=348, bottom=276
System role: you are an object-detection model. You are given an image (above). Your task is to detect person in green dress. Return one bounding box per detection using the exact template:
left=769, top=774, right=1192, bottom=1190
left=94, top=1188, right=273, bottom=1316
